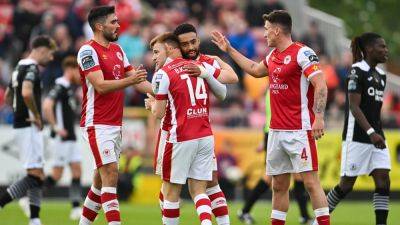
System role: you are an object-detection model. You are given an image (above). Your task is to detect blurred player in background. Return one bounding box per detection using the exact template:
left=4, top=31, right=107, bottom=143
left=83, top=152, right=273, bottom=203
left=212, top=10, right=330, bottom=225
left=238, top=89, right=312, bottom=225
left=147, top=32, right=227, bottom=225
left=152, top=23, right=238, bottom=225
left=324, top=32, right=390, bottom=225
left=0, top=35, right=56, bottom=225
left=42, top=56, right=83, bottom=220
left=77, top=6, right=152, bottom=225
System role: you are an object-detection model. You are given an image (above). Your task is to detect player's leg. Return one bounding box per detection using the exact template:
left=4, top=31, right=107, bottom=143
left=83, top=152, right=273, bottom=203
left=238, top=175, right=271, bottom=224
left=98, top=162, right=120, bottom=225
left=189, top=179, right=213, bottom=225
left=44, top=139, right=66, bottom=188
left=270, top=174, right=291, bottom=225
left=162, top=181, right=182, bottom=225
left=326, top=176, right=357, bottom=213
left=371, top=169, right=390, bottom=225
left=155, top=129, right=167, bottom=213
left=300, top=171, right=329, bottom=225
left=69, top=161, right=83, bottom=220
left=206, top=168, right=229, bottom=225
left=79, top=169, right=102, bottom=225
left=292, top=173, right=311, bottom=224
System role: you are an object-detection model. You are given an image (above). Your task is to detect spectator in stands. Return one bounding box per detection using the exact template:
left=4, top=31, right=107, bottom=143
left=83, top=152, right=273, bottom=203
left=64, top=0, right=94, bottom=40
left=335, top=50, right=353, bottom=90
left=216, top=140, right=241, bottom=200
left=301, top=20, right=326, bottom=56
left=245, top=0, right=285, bottom=27
left=118, top=21, right=146, bottom=65
left=29, top=12, right=56, bottom=44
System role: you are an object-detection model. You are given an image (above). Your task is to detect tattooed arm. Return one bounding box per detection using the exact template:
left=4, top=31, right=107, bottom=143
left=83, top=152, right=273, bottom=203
left=310, top=73, right=327, bottom=139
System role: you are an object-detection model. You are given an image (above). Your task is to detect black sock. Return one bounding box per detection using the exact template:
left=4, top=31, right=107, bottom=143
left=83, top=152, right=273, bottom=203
left=293, top=181, right=310, bottom=220
left=0, top=191, right=13, bottom=208
left=69, top=178, right=81, bottom=208
left=30, top=204, right=40, bottom=219
left=374, top=188, right=389, bottom=225
left=327, top=185, right=348, bottom=213
left=242, top=179, right=269, bottom=213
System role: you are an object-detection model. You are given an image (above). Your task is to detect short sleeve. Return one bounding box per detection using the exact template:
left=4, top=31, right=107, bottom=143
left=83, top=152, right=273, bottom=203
left=151, top=69, right=169, bottom=100
left=202, top=62, right=221, bottom=79
left=48, top=84, right=63, bottom=100
left=121, top=48, right=134, bottom=72
left=262, top=50, right=273, bottom=68
left=24, top=64, right=38, bottom=82
left=347, top=67, right=362, bottom=94
left=77, top=45, right=100, bottom=75
left=297, top=46, right=321, bottom=80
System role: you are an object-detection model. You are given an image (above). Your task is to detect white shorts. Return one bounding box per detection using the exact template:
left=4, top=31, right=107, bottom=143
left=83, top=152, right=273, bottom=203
left=50, top=139, right=82, bottom=167
left=155, top=134, right=214, bottom=184
left=15, top=126, right=44, bottom=169
left=154, top=130, right=218, bottom=176
left=266, top=130, right=318, bottom=175
left=81, top=125, right=122, bottom=169
left=341, top=141, right=391, bottom=177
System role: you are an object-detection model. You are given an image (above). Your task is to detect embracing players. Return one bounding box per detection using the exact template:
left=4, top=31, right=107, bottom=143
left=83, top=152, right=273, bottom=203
left=212, top=10, right=330, bottom=225
left=77, top=6, right=152, bottom=225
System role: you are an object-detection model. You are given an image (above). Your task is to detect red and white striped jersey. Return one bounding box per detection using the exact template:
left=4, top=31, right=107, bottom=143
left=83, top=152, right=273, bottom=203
left=152, top=57, right=214, bottom=142
left=262, top=42, right=321, bottom=130
left=77, top=40, right=133, bottom=127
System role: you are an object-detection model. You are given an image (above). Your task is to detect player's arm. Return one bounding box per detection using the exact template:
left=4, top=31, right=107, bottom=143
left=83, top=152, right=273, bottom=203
left=125, top=69, right=153, bottom=95
left=211, top=31, right=268, bottom=78
left=150, top=70, right=169, bottom=118
left=86, top=70, right=147, bottom=95
left=21, top=80, right=42, bottom=129
left=309, top=73, right=327, bottom=140
left=208, top=56, right=239, bottom=84
left=4, top=87, right=13, bottom=106
left=151, top=99, right=167, bottom=119
left=43, top=86, right=67, bottom=137
left=347, top=71, right=386, bottom=149
left=198, top=66, right=227, bottom=100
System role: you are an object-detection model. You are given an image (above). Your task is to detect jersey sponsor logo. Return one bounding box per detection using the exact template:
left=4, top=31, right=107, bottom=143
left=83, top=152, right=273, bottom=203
left=284, top=55, right=291, bottom=64
left=79, top=50, right=92, bottom=58
left=112, top=64, right=122, bottom=80
left=81, top=55, right=95, bottom=70
left=367, top=87, right=384, bottom=102
left=116, top=52, right=123, bottom=61
left=270, top=67, right=288, bottom=93
left=187, top=107, right=207, bottom=118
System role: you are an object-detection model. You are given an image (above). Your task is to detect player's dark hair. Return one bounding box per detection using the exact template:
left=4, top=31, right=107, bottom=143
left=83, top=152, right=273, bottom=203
left=88, top=5, right=115, bottom=31
left=150, top=32, right=180, bottom=49
left=173, top=23, right=197, bottom=36
left=263, top=10, right=292, bottom=34
left=62, top=56, right=78, bottom=70
left=31, top=35, right=56, bottom=50
left=351, top=32, right=382, bottom=63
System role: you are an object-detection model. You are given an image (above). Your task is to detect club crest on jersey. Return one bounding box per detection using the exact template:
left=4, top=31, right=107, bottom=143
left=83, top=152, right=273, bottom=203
left=112, top=64, right=122, bottom=80
left=284, top=55, right=291, bottom=64
left=116, top=52, right=123, bottom=61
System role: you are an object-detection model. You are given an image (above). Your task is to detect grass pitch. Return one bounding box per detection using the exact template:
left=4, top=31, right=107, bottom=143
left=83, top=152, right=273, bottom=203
left=0, top=200, right=399, bottom=225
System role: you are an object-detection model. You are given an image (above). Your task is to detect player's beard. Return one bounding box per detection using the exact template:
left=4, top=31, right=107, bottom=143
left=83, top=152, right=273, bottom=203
left=183, top=49, right=199, bottom=60
left=103, top=30, right=118, bottom=42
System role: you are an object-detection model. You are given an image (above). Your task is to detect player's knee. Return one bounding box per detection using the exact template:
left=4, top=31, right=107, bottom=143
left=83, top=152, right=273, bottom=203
left=272, top=181, right=289, bottom=193
left=375, top=178, right=390, bottom=193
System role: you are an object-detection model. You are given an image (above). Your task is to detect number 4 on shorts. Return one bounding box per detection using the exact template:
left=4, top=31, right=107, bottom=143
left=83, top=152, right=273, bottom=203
left=301, top=148, right=308, bottom=160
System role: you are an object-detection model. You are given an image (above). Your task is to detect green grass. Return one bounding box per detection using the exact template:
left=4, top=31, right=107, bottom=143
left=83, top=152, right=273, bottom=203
left=0, top=200, right=399, bottom=225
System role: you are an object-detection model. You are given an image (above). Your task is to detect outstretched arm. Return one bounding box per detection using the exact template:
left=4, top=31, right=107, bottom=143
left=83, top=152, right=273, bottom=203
left=211, top=31, right=268, bottom=78
left=309, top=73, right=327, bottom=140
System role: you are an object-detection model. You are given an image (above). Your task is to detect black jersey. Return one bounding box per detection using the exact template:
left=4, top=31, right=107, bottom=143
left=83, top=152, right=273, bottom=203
left=8, top=59, right=41, bottom=128
left=342, top=60, right=386, bottom=144
left=48, top=77, right=78, bottom=141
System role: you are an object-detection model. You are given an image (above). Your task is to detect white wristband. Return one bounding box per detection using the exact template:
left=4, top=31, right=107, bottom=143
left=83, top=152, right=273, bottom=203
left=366, top=128, right=375, bottom=135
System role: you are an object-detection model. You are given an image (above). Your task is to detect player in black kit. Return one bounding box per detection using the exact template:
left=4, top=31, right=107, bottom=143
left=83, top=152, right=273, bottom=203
left=0, top=35, right=56, bottom=225
left=324, top=33, right=390, bottom=225
left=42, top=56, right=82, bottom=220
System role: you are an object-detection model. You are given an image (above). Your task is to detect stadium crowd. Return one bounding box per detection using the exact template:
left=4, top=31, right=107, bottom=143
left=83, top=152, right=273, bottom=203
left=0, top=0, right=399, bottom=128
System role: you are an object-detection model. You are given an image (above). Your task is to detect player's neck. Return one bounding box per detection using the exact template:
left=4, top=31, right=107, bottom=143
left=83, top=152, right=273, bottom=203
left=276, top=36, right=293, bottom=52
left=364, top=57, right=378, bottom=69
left=27, top=52, right=39, bottom=64
left=93, top=33, right=110, bottom=48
